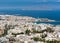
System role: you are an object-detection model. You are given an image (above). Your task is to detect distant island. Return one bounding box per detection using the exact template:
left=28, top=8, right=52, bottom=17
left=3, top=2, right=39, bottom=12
left=0, top=15, right=60, bottom=43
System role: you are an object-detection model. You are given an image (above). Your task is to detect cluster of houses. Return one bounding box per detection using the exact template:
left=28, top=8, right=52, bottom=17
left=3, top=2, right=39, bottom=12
left=0, top=15, right=59, bottom=43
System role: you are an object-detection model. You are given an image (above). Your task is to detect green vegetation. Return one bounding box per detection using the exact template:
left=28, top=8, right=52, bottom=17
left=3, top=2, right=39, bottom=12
left=32, top=37, right=45, bottom=42
left=32, top=37, right=60, bottom=43
left=32, top=37, right=40, bottom=41
left=12, top=33, right=20, bottom=37
left=32, top=27, right=54, bottom=34
left=32, top=29, right=44, bottom=33
left=40, top=33, right=47, bottom=38
left=12, top=32, right=24, bottom=37
left=46, top=27, right=54, bottom=33
left=2, top=24, right=14, bottom=36
left=20, top=32, right=24, bottom=34
left=2, top=24, right=8, bottom=36
left=46, top=40, right=60, bottom=43
left=25, top=29, right=31, bottom=35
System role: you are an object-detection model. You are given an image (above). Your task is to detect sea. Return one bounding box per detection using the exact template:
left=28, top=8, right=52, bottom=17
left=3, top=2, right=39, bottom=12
left=0, top=9, right=60, bottom=25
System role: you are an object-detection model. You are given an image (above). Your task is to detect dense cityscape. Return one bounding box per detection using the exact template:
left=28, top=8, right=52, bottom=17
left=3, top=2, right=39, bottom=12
left=0, top=15, right=59, bottom=43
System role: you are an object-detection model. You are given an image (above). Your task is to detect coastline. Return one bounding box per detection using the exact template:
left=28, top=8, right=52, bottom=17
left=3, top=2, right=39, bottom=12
left=0, top=15, right=60, bottom=43
left=0, top=14, right=57, bottom=22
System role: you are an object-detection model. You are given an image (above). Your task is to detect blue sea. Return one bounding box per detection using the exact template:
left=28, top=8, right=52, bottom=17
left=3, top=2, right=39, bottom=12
left=0, top=9, right=60, bottom=25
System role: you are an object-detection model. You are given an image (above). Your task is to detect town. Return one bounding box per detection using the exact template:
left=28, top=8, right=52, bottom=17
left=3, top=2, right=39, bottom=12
left=0, top=15, right=60, bottom=43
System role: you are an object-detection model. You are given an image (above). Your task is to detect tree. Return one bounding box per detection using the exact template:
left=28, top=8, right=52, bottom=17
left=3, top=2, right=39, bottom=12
left=32, top=37, right=40, bottom=41
left=40, top=33, right=47, bottom=38
left=46, top=27, right=54, bottom=33
left=2, top=24, right=14, bottom=36
left=25, top=29, right=31, bottom=35
left=46, top=40, right=60, bottom=43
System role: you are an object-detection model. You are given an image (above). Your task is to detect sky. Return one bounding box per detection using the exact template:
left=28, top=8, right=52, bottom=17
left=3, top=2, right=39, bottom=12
left=0, top=0, right=60, bottom=10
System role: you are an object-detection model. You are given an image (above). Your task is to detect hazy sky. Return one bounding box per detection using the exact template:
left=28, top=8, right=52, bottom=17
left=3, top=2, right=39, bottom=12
left=0, top=0, right=60, bottom=10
